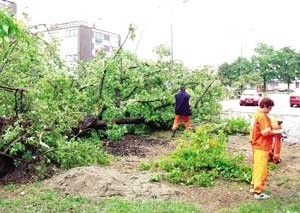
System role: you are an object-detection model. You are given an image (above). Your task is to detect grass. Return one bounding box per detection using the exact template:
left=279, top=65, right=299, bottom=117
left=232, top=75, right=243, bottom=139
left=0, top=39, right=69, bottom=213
left=1, top=184, right=299, bottom=213
left=220, top=195, right=300, bottom=213
left=0, top=184, right=202, bottom=213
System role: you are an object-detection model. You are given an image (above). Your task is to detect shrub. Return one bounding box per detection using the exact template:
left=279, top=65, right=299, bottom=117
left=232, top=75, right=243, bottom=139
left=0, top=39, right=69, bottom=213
left=53, top=132, right=110, bottom=169
left=224, top=117, right=250, bottom=135
left=157, top=124, right=251, bottom=186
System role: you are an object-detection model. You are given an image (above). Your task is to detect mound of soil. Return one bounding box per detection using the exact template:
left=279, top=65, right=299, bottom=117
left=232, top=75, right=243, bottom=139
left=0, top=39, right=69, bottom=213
left=43, top=134, right=183, bottom=200
left=43, top=166, right=183, bottom=200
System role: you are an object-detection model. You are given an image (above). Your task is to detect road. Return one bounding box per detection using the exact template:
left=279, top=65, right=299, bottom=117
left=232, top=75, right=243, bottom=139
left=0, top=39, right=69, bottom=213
left=221, top=93, right=300, bottom=143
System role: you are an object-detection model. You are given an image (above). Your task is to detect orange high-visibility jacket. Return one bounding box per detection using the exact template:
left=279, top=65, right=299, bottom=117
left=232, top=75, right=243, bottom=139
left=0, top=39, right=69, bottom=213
left=250, top=109, right=273, bottom=151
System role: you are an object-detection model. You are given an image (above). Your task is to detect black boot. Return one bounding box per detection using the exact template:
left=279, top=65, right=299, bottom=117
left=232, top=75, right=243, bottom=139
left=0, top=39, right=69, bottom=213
left=171, top=129, right=176, bottom=137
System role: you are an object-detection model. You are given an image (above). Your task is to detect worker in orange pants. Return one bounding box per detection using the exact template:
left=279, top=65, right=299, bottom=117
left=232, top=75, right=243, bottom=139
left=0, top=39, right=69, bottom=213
left=249, top=97, right=284, bottom=199
left=171, top=85, right=192, bottom=137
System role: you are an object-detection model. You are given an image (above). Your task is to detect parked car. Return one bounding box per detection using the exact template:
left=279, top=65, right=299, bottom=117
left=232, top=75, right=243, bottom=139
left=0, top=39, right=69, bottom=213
left=290, top=89, right=300, bottom=107
left=239, top=89, right=261, bottom=106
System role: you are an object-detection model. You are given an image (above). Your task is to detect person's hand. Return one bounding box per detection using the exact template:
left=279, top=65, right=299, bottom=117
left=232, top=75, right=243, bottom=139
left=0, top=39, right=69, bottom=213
left=272, top=129, right=284, bottom=134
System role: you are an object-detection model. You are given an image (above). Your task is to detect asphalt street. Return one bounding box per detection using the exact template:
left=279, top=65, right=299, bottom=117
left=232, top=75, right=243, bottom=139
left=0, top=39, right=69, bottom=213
left=221, top=93, right=300, bottom=143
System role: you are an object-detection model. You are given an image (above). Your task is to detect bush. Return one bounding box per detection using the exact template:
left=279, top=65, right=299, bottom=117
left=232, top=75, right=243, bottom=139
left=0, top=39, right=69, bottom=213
left=53, top=132, right=110, bottom=169
left=157, top=124, right=251, bottom=186
left=224, top=117, right=250, bottom=135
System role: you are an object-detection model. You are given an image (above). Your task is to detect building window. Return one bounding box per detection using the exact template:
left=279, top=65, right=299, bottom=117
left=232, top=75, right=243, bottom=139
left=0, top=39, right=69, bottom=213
left=104, top=34, right=110, bottom=41
left=95, top=32, right=103, bottom=43
left=65, top=54, right=78, bottom=62
left=65, top=29, right=77, bottom=37
left=104, top=45, right=110, bottom=52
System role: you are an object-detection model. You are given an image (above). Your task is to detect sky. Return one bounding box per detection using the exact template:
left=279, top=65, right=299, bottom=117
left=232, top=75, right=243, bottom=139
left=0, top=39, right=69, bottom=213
left=13, top=0, right=300, bottom=67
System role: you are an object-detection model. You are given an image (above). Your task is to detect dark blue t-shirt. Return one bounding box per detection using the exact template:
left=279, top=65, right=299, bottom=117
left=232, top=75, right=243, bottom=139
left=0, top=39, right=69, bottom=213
left=175, top=90, right=191, bottom=116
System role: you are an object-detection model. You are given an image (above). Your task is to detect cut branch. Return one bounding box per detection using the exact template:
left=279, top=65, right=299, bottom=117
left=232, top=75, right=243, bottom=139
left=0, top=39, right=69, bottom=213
left=71, top=115, right=146, bottom=137
left=154, top=103, right=173, bottom=111
left=0, top=85, right=26, bottom=92
left=79, top=84, right=95, bottom=91
left=92, top=116, right=145, bottom=128
left=122, top=86, right=138, bottom=101
left=194, top=79, right=216, bottom=108
left=137, top=99, right=166, bottom=103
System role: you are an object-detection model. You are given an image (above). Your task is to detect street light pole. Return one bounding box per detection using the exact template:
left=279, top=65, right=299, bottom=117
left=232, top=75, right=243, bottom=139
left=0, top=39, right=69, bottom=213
left=171, top=23, right=174, bottom=72
left=169, top=0, right=189, bottom=72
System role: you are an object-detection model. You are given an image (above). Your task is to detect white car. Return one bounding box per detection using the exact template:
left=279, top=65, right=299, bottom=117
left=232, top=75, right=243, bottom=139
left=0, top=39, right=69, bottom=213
left=239, top=90, right=261, bottom=106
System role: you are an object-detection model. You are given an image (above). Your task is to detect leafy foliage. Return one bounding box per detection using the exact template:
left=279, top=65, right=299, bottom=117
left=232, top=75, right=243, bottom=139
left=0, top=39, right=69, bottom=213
left=53, top=132, right=110, bottom=169
left=0, top=12, right=107, bottom=168
left=157, top=124, right=251, bottom=186
left=223, top=117, right=250, bottom=135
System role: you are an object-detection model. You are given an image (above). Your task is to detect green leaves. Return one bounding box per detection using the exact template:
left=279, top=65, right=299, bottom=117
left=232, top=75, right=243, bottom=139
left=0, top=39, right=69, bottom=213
left=54, top=132, right=109, bottom=169
left=157, top=124, right=251, bottom=186
left=0, top=10, right=31, bottom=74
left=223, top=117, right=250, bottom=135
left=0, top=10, right=19, bottom=37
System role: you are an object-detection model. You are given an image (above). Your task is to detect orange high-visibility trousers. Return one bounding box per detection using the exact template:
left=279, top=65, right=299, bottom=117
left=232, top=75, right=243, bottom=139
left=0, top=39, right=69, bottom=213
left=172, top=115, right=191, bottom=130
left=252, top=149, right=269, bottom=194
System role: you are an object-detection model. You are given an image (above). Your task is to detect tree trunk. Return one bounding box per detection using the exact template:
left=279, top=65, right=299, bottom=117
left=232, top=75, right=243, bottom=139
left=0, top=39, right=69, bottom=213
left=70, top=115, right=146, bottom=137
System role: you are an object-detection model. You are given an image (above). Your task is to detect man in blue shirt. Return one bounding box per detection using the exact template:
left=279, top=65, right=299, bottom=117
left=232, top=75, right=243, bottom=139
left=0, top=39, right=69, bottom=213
left=172, top=85, right=192, bottom=137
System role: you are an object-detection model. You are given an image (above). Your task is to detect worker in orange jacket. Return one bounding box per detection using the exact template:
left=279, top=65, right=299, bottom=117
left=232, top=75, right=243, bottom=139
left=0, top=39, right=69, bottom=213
left=249, top=97, right=283, bottom=200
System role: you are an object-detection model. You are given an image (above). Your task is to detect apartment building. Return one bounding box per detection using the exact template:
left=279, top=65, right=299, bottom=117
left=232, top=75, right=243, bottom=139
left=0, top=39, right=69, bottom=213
left=0, top=0, right=17, bottom=15
left=34, top=21, right=121, bottom=63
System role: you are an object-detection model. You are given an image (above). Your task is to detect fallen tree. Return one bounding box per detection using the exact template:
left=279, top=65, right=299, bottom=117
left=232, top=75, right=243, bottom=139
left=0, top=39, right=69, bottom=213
left=0, top=11, right=224, bottom=180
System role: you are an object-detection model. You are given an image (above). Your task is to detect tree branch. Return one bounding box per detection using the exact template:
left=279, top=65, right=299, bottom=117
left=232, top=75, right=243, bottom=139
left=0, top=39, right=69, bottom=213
left=0, top=39, right=18, bottom=73
left=122, top=86, right=138, bottom=101
left=194, top=79, right=216, bottom=108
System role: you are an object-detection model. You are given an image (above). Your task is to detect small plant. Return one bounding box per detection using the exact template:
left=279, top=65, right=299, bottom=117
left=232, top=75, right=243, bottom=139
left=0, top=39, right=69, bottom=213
left=106, top=124, right=128, bottom=141
left=3, top=184, right=18, bottom=191
left=34, top=162, right=49, bottom=180
left=150, top=173, right=161, bottom=182
left=224, top=117, right=250, bottom=135
left=138, top=162, right=152, bottom=170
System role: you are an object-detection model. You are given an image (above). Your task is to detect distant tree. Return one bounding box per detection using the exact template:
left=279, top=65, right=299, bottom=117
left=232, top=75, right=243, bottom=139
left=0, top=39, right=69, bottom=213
left=254, top=43, right=277, bottom=92
left=217, top=57, right=257, bottom=91
left=153, top=44, right=172, bottom=60
left=273, top=47, right=300, bottom=90
left=217, top=63, right=233, bottom=86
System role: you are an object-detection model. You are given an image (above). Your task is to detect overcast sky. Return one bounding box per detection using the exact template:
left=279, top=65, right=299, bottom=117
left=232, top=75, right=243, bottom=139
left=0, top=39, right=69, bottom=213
left=14, top=0, right=300, bottom=67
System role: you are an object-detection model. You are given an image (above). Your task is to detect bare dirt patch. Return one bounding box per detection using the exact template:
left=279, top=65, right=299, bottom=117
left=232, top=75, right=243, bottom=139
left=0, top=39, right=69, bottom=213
left=17, top=134, right=300, bottom=212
